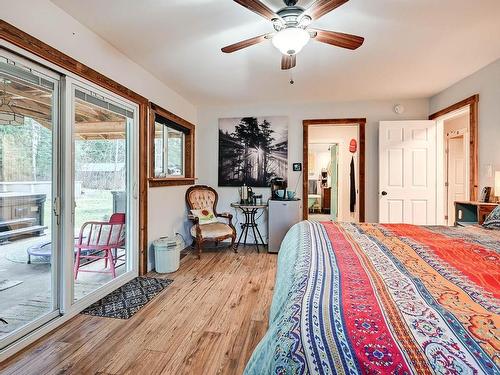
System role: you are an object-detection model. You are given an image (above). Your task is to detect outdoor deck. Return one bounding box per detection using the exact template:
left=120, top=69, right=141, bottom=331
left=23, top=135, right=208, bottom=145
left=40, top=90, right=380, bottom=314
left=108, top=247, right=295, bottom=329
left=0, top=232, right=125, bottom=338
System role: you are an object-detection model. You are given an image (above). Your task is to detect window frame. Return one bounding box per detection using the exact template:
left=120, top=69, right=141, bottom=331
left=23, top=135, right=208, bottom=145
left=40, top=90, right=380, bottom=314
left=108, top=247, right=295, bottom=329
left=148, top=102, right=195, bottom=187
left=155, top=122, right=185, bottom=178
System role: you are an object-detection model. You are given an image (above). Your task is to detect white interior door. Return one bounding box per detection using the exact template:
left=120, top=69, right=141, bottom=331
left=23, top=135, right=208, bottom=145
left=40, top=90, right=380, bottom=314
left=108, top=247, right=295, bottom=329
left=379, top=121, right=437, bottom=225
left=446, top=135, right=467, bottom=225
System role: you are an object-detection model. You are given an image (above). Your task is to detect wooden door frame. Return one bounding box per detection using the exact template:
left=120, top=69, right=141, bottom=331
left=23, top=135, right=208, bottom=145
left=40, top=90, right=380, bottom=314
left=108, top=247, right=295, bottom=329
left=429, top=94, right=479, bottom=201
left=303, top=119, right=366, bottom=222
left=0, top=20, right=149, bottom=275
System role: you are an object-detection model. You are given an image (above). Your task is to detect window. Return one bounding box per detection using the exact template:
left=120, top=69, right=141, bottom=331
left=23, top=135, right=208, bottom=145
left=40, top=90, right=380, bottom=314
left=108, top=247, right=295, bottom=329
left=154, top=122, right=185, bottom=177
left=149, top=103, right=195, bottom=186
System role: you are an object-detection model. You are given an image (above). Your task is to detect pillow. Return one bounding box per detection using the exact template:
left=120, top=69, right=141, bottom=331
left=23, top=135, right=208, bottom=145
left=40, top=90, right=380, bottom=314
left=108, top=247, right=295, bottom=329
left=482, top=205, right=500, bottom=229
left=191, top=208, right=219, bottom=225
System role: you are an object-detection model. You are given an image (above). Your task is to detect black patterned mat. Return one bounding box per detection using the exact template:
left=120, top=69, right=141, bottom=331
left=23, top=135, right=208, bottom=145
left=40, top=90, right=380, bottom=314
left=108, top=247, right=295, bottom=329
left=81, top=277, right=173, bottom=319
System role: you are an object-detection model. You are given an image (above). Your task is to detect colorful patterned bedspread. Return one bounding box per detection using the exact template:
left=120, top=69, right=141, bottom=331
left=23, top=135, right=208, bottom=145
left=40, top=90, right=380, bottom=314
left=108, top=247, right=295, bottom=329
left=244, top=222, right=500, bottom=375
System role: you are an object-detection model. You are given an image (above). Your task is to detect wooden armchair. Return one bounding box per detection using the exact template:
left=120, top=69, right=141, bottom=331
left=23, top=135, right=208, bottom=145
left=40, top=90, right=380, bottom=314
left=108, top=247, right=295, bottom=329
left=186, top=185, right=237, bottom=258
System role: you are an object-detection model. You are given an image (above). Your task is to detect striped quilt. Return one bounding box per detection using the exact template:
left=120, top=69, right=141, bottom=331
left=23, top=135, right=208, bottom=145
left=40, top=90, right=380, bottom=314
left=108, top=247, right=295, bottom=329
left=245, top=221, right=500, bottom=374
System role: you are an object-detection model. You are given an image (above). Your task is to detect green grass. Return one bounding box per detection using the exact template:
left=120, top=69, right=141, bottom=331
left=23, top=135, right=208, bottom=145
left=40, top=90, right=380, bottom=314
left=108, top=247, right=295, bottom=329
left=75, top=189, right=114, bottom=230
left=43, top=189, right=115, bottom=232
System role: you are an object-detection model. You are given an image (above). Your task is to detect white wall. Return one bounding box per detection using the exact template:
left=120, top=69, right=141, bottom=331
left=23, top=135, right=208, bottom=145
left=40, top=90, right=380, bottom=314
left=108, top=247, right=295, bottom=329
left=308, top=144, right=331, bottom=178
left=309, top=125, right=359, bottom=222
left=1, top=0, right=198, bottom=270
left=197, top=98, right=429, bottom=229
left=430, top=59, right=500, bottom=192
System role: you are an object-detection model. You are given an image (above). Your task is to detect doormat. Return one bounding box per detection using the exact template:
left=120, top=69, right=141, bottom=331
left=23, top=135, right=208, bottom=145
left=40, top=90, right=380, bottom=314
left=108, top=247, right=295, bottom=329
left=0, top=279, right=23, bottom=291
left=81, top=277, right=173, bottom=319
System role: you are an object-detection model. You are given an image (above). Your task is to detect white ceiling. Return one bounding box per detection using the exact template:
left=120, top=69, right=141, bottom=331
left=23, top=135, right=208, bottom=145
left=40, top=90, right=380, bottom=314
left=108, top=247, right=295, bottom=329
left=51, top=0, right=500, bottom=106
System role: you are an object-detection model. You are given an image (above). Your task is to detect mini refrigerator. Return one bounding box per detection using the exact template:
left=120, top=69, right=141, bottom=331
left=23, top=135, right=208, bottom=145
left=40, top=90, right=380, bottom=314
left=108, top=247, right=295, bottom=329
left=268, top=199, right=302, bottom=253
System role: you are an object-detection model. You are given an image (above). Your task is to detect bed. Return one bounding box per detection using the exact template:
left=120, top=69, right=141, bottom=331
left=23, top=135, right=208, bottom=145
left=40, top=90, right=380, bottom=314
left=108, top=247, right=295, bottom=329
left=245, top=221, right=499, bottom=374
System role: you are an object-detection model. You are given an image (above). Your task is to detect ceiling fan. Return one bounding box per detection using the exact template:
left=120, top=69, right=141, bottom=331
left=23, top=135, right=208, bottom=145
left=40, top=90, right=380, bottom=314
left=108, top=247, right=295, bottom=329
left=221, top=0, right=364, bottom=70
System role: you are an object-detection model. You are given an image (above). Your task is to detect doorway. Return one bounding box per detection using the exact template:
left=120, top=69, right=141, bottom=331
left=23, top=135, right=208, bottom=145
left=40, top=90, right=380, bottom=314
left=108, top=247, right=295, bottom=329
left=307, top=143, right=339, bottom=221
left=303, top=119, right=366, bottom=222
left=0, top=48, right=139, bottom=352
left=441, top=110, right=470, bottom=225
left=430, top=95, right=478, bottom=225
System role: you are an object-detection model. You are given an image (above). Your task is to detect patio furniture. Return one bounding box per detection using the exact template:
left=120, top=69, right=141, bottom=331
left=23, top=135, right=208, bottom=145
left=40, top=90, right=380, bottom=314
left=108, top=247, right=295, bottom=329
left=26, top=239, right=86, bottom=264
left=107, top=213, right=126, bottom=267
left=73, top=220, right=125, bottom=280
left=26, top=240, right=52, bottom=264
left=0, top=192, right=47, bottom=244
left=26, top=214, right=126, bottom=266
left=186, top=185, right=236, bottom=259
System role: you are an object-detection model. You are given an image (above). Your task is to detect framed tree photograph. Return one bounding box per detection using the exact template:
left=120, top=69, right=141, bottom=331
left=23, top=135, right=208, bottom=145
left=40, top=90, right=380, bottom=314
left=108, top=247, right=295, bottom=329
left=218, top=116, right=288, bottom=187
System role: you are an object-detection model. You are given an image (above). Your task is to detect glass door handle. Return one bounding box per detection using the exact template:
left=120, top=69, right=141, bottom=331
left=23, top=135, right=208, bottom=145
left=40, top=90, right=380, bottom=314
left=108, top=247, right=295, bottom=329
left=133, top=182, right=138, bottom=199
left=53, top=197, right=61, bottom=225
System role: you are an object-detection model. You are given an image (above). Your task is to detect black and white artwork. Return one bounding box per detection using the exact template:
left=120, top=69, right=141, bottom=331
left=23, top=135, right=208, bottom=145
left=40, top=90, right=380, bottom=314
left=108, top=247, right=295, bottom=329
left=218, top=116, right=288, bottom=187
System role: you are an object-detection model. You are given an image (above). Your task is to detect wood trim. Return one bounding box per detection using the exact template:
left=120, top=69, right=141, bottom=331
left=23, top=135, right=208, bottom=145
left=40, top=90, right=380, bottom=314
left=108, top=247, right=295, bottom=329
left=303, top=119, right=366, bottom=222
left=428, top=95, right=478, bottom=120
left=149, top=103, right=196, bottom=187
left=149, top=178, right=197, bottom=187
left=303, top=118, right=367, bottom=126
left=0, top=20, right=147, bottom=104
left=1, top=20, right=149, bottom=275
left=150, top=102, right=196, bottom=132
left=138, top=103, right=148, bottom=275
left=429, top=94, right=479, bottom=201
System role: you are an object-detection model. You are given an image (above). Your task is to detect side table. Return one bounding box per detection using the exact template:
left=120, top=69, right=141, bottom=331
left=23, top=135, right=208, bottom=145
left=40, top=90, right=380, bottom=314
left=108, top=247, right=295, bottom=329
left=230, top=202, right=268, bottom=252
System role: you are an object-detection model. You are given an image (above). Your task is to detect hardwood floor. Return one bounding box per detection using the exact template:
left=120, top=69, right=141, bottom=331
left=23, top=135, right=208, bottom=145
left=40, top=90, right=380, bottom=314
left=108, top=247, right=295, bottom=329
left=0, top=247, right=277, bottom=375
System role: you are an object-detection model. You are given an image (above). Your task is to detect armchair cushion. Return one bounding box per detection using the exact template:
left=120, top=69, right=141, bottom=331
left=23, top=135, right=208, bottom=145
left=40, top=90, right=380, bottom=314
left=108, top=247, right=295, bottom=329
left=190, top=222, right=234, bottom=239
left=190, top=208, right=218, bottom=225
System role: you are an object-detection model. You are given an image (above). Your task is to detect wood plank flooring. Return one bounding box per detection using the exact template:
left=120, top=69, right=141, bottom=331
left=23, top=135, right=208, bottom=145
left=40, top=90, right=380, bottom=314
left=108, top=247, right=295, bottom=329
left=0, top=247, right=277, bottom=375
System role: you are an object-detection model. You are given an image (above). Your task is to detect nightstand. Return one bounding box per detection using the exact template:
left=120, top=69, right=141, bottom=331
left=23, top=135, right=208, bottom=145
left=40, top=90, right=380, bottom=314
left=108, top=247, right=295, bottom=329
left=454, top=201, right=498, bottom=226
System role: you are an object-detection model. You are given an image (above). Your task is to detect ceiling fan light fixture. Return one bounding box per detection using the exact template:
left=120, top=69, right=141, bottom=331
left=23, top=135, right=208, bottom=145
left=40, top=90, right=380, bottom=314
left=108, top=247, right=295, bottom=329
left=272, top=27, right=310, bottom=55
left=298, top=15, right=312, bottom=28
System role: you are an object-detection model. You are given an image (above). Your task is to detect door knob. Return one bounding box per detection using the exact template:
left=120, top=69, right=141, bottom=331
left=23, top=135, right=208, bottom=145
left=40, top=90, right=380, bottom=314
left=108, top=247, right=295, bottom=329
left=381, top=191, right=388, bottom=196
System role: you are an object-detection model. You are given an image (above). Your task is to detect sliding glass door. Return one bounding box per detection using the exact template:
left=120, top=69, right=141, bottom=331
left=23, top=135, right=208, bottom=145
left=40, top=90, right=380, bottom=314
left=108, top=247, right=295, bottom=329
left=0, top=48, right=138, bottom=352
left=0, top=52, right=60, bottom=349
left=70, top=82, right=137, bottom=303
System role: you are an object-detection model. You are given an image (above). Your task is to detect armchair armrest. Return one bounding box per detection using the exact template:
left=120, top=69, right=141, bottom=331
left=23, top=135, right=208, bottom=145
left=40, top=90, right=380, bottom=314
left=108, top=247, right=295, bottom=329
left=187, top=214, right=199, bottom=224
left=217, top=212, right=233, bottom=226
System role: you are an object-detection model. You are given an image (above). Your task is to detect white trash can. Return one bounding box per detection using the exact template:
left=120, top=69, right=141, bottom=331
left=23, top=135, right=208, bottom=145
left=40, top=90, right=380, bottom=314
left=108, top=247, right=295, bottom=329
left=153, top=235, right=184, bottom=273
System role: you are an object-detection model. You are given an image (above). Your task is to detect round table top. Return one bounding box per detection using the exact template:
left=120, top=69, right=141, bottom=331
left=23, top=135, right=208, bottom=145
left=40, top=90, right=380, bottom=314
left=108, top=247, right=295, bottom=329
left=230, top=202, right=268, bottom=209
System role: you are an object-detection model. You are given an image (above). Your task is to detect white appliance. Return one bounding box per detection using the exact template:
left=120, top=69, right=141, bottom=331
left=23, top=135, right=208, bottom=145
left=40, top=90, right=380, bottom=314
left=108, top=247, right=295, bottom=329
left=268, top=200, right=302, bottom=253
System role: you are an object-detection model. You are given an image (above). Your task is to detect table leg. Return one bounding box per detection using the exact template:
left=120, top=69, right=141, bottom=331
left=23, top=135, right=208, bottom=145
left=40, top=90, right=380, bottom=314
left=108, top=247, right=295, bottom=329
left=234, top=206, right=267, bottom=253
left=255, top=223, right=266, bottom=248
left=251, top=224, right=260, bottom=253
left=243, top=210, right=249, bottom=245
left=235, top=222, right=246, bottom=249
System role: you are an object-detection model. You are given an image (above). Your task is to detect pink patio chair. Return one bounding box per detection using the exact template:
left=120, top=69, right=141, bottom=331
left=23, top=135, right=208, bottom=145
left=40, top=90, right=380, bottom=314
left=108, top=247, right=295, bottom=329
left=107, top=213, right=126, bottom=268
left=73, top=220, right=125, bottom=280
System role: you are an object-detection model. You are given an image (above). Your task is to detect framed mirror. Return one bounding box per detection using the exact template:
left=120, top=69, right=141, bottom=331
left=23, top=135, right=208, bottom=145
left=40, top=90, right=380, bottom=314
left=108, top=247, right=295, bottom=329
left=149, top=103, right=195, bottom=187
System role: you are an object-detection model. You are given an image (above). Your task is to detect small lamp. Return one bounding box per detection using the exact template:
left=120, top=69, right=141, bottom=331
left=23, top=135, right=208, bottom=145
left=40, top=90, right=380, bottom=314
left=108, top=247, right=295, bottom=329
left=495, top=171, right=500, bottom=203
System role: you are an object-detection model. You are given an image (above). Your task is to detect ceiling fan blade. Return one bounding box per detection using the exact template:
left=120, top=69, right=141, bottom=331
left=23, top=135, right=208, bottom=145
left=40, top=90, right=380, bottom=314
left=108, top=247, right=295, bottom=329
left=310, top=29, right=364, bottom=50
left=233, top=0, right=277, bottom=20
left=304, top=0, right=349, bottom=20
left=221, top=34, right=272, bottom=53
left=281, top=54, right=296, bottom=70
